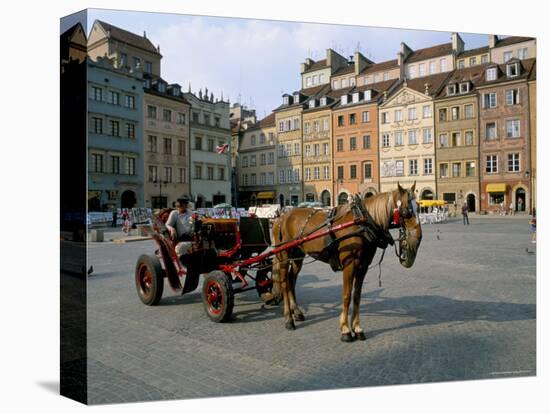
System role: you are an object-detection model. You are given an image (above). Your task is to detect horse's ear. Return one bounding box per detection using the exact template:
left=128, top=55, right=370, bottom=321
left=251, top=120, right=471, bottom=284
left=397, top=182, right=405, bottom=193
left=410, top=181, right=416, bottom=193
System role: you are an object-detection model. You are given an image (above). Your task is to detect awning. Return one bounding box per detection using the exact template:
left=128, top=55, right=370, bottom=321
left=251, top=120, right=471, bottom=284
left=486, top=183, right=506, bottom=193
left=418, top=200, right=446, bottom=207
left=88, top=190, right=102, bottom=199
left=257, top=191, right=275, bottom=199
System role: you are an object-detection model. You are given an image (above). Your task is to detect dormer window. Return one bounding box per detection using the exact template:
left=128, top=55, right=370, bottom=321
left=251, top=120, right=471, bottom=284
left=283, top=95, right=290, bottom=105
left=158, top=82, right=166, bottom=93
left=447, top=84, right=457, bottom=96
left=320, top=97, right=327, bottom=106
left=364, top=90, right=372, bottom=101
left=294, top=93, right=300, bottom=103
left=459, top=82, right=470, bottom=94
left=309, top=99, right=316, bottom=109
left=143, top=79, right=151, bottom=88
left=486, top=67, right=497, bottom=81
left=341, top=95, right=348, bottom=105
left=352, top=92, right=360, bottom=103
left=172, top=86, right=180, bottom=96
left=507, top=62, right=519, bottom=78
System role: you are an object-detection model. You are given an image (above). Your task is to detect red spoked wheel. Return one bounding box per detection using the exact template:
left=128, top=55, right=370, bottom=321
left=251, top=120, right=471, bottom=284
left=135, top=254, right=164, bottom=306
left=201, top=271, right=234, bottom=322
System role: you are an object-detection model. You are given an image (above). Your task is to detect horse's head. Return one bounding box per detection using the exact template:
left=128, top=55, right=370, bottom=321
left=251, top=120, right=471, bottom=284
left=394, top=182, right=422, bottom=268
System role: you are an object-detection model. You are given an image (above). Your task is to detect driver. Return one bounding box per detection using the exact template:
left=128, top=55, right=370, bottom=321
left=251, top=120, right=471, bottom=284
left=166, top=197, right=195, bottom=260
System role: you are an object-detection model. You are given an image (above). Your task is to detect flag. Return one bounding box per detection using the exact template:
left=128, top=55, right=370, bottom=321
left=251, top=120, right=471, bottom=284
left=216, top=143, right=229, bottom=154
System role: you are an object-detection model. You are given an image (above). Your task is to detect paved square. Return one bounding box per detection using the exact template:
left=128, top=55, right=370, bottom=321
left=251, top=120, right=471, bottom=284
left=87, top=217, right=536, bottom=404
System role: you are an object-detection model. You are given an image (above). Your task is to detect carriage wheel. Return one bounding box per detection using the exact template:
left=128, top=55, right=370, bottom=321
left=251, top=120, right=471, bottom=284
left=135, top=254, right=164, bottom=306
left=201, top=271, right=234, bottom=322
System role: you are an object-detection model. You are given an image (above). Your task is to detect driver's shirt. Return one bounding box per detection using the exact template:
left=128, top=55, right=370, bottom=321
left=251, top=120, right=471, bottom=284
left=166, top=209, right=194, bottom=238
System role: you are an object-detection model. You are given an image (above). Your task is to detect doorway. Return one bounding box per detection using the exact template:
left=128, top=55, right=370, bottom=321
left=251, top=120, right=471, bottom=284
left=467, top=193, right=476, bottom=213
left=121, top=190, right=136, bottom=208
left=320, top=190, right=331, bottom=207
left=515, top=188, right=526, bottom=212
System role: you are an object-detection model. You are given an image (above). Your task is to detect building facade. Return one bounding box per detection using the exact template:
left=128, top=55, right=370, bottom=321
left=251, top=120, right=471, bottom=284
left=184, top=90, right=231, bottom=207
left=230, top=103, right=257, bottom=206
left=434, top=66, right=487, bottom=213
left=238, top=113, right=277, bottom=207
left=87, top=56, right=145, bottom=210
left=489, top=36, right=536, bottom=64
left=477, top=58, right=535, bottom=213
left=143, top=79, right=191, bottom=209
left=378, top=73, right=450, bottom=199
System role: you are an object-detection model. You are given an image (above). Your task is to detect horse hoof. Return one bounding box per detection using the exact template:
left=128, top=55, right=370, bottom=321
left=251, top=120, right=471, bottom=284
left=285, top=320, right=296, bottom=330
left=340, top=333, right=354, bottom=342
left=354, top=331, right=366, bottom=341
left=293, top=313, right=305, bottom=322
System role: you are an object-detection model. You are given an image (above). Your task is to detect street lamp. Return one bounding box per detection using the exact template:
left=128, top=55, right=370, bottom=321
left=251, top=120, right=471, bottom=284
left=153, top=179, right=169, bottom=208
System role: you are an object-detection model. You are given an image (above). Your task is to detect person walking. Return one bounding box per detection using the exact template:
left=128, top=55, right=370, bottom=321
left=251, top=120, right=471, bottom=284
left=509, top=201, right=514, bottom=216
left=462, top=202, right=469, bottom=225
left=111, top=210, right=117, bottom=228
left=529, top=213, right=536, bottom=244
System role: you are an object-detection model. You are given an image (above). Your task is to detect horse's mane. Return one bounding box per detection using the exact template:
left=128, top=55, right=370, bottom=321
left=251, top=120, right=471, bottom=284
left=364, top=191, right=396, bottom=230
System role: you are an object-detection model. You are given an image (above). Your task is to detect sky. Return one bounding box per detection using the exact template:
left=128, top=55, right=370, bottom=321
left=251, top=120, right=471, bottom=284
left=62, top=9, right=490, bottom=118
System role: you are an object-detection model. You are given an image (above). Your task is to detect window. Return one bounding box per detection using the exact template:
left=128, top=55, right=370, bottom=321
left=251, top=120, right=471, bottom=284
left=163, top=167, right=172, bottom=183
left=320, top=97, right=327, bottom=106
left=283, top=96, right=289, bottom=105
left=518, top=48, right=528, bottom=59
left=92, top=86, right=102, bottom=101
left=294, top=143, right=300, bottom=155
left=163, top=137, right=172, bottom=154
left=304, top=122, right=310, bottom=134
left=337, top=139, right=344, bottom=152
left=506, top=119, right=521, bottom=138
left=352, top=93, right=359, bottom=103
left=207, top=139, right=215, bottom=152
left=469, top=57, right=477, bottom=66
left=285, top=143, right=291, bottom=156
left=465, top=161, right=476, bottom=177
left=250, top=135, right=256, bottom=146
left=260, top=153, right=266, bottom=165
left=119, top=53, right=127, bottom=66
left=424, top=158, right=433, bottom=175
left=362, top=111, right=370, bottom=123
left=177, top=112, right=186, bottom=125
left=108, top=91, right=119, bottom=105
left=250, top=172, right=256, bottom=185
left=464, top=104, right=474, bottom=119
left=148, top=135, right=158, bottom=152
left=243, top=174, right=248, bottom=186
left=439, top=108, right=447, bottom=121
left=308, top=99, right=316, bottom=109
left=126, top=123, right=135, bottom=139
left=208, top=167, right=215, bottom=181
left=319, top=74, right=326, bottom=83
left=409, top=159, right=418, bottom=175
left=483, top=93, right=497, bottom=108
left=364, top=163, right=372, bottom=179
left=486, top=122, right=497, bottom=140
left=381, top=112, right=389, bottom=124
left=294, top=169, right=300, bottom=182
left=447, top=85, right=457, bottom=95
left=313, top=121, right=319, bottom=132
left=508, top=153, right=520, bottom=172
left=452, top=132, right=461, bottom=147
left=342, top=78, right=348, bottom=88
left=144, top=61, right=152, bottom=73
left=341, top=95, right=348, bottom=105
left=204, top=114, right=211, bottom=126
left=124, top=95, right=135, bottom=109
left=323, top=118, right=329, bottom=131
left=408, top=65, right=416, bottom=79
left=382, top=133, right=390, bottom=148
left=429, top=61, right=436, bottom=74
left=132, top=56, right=141, bottom=69
left=337, top=166, right=344, bottom=180
left=195, top=137, right=202, bottom=150
left=409, top=129, right=417, bottom=145
left=465, top=131, right=474, bottom=146
left=452, top=162, right=461, bottom=177
left=125, top=157, right=136, bottom=175
left=306, top=76, right=312, bottom=87
left=459, top=82, right=470, bottom=94
left=214, top=117, right=220, bottom=127
left=396, top=160, right=404, bottom=176
left=383, top=71, right=390, bottom=81
left=259, top=133, right=266, bottom=145
left=489, top=192, right=505, bottom=205
left=395, top=110, right=403, bottom=122
left=332, top=79, right=339, bottom=89
left=92, top=117, right=103, bottom=134
left=304, top=167, right=310, bottom=182
left=193, top=112, right=199, bottom=123
left=503, top=51, right=513, bottom=62
left=293, top=118, right=300, bottom=130
left=268, top=152, right=275, bottom=165
left=350, top=77, right=356, bottom=86
left=158, top=82, right=166, bottom=93
left=278, top=170, right=284, bottom=184
left=91, top=153, right=103, bottom=173
left=423, top=105, right=432, bottom=118
left=507, top=63, right=519, bottom=77
left=395, top=131, right=404, bottom=146
left=109, top=120, right=119, bottom=137
left=481, top=54, right=489, bottom=64
left=350, top=136, right=357, bottom=150
left=363, top=135, right=371, bottom=149
left=250, top=155, right=256, bottom=167
left=486, top=67, right=497, bottom=81
left=419, top=63, right=426, bottom=77
left=423, top=128, right=433, bottom=143
left=313, top=144, right=319, bottom=156
left=324, top=166, right=330, bottom=179
left=439, top=163, right=449, bottom=178
left=440, top=58, right=447, bottom=72
left=195, top=165, right=202, bottom=179
left=314, top=167, right=320, bottom=180
left=259, top=173, right=266, bottom=185
left=162, top=109, right=172, bottom=122
left=178, top=168, right=186, bottom=183
left=241, top=156, right=248, bottom=168
left=506, top=89, right=520, bottom=105
left=408, top=107, right=416, bottom=120
left=486, top=155, right=498, bottom=173
left=148, top=165, right=157, bottom=182
left=268, top=173, right=274, bottom=185
left=458, top=60, right=465, bottom=69
left=439, top=133, right=449, bottom=147
left=323, top=143, right=329, bottom=155
left=350, top=165, right=357, bottom=179
left=305, top=145, right=311, bottom=157
left=147, top=105, right=157, bottom=119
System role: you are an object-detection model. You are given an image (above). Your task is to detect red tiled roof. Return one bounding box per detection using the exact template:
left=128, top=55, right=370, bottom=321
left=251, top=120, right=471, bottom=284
left=435, top=65, right=490, bottom=98
left=359, top=59, right=398, bottom=75
left=406, top=43, right=453, bottom=63
left=96, top=20, right=160, bottom=55
left=458, top=46, right=490, bottom=59
left=495, top=36, right=535, bottom=48
left=401, top=72, right=452, bottom=96
left=476, top=58, right=536, bottom=87
left=332, top=65, right=355, bottom=76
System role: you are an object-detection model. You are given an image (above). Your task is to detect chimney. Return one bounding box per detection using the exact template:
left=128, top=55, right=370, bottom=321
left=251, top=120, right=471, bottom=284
left=452, top=32, right=464, bottom=53
left=301, top=58, right=314, bottom=74
left=354, top=52, right=369, bottom=75
left=489, top=35, right=498, bottom=49
left=143, top=30, right=147, bottom=38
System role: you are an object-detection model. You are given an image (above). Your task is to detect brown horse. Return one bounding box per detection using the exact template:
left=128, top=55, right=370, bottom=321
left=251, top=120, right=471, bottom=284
left=271, top=183, right=422, bottom=342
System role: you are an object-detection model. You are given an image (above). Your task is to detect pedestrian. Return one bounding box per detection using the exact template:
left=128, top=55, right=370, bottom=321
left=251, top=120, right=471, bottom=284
left=111, top=210, right=117, bottom=228
left=461, top=202, right=469, bottom=225
left=499, top=201, right=505, bottom=216
left=529, top=213, right=536, bottom=244
left=509, top=201, right=514, bottom=216
left=518, top=198, right=524, bottom=213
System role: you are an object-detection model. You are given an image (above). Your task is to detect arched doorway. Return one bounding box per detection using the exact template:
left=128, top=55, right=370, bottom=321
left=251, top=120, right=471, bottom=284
left=320, top=190, right=331, bottom=207
left=467, top=193, right=476, bottom=213
left=279, top=194, right=285, bottom=207
left=421, top=189, right=434, bottom=200
left=515, top=188, right=526, bottom=212
left=338, top=192, right=349, bottom=205
left=121, top=190, right=136, bottom=208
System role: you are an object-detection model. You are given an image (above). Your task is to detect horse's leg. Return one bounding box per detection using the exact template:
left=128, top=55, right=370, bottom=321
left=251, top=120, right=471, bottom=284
left=288, top=256, right=305, bottom=321
left=339, top=261, right=355, bottom=342
left=276, top=252, right=295, bottom=330
left=351, top=265, right=367, bottom=341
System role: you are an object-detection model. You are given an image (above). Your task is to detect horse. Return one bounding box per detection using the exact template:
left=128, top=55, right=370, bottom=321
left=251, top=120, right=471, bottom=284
left=271, top=183, right=422, bottom=342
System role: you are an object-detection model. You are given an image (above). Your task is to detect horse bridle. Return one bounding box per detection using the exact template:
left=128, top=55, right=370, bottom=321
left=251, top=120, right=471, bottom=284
left=393, top=191, right=419, bottom=258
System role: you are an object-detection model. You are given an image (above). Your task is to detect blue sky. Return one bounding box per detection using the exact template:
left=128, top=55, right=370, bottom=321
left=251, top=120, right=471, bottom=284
left=62, top=9, right=490, bottom=118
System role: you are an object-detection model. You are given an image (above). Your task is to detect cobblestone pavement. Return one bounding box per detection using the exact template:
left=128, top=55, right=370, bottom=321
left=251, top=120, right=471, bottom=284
left=87, top=217, right=536, bottom=404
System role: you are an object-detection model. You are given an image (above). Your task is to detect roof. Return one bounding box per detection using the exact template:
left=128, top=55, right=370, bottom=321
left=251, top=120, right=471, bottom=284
left=248, top=112, right=276, bottom=130
left=458, top=46, right=490, bottom=59
left=332, top=65, right=355, bottom=77
left=302, top=59, right=328, bottom=73
left=273, top=84, right=330, bottom=112
left=359, top=59, right=398, bottom=75
left=495, top=36, right=535, bottom=48
left=406, top=43, right=453, bottom=64
left=476, top=58, right=536, bottom=87
left=355, top=78, right=398, bottom=95
left=95, top=20, right=160, bottom=55
left=529, top=60, right=537, bottom=81
left=394, top=72, right=452, bottom=98
left=436, top=65, right=489, bottom=98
